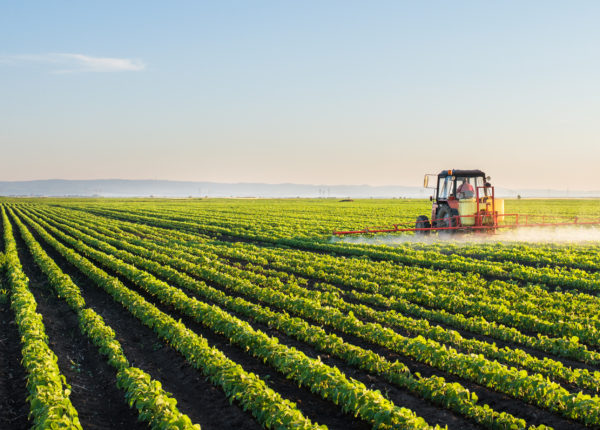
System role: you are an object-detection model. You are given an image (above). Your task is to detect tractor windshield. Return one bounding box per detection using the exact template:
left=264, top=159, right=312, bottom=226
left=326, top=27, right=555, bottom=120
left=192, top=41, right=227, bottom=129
left=438, top=175, right=487, bottom=200
left=438, top=176, right=454, bottom=199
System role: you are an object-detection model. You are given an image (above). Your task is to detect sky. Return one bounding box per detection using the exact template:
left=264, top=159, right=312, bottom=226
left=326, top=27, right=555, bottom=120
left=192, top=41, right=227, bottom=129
left=1, top=1, right=599, bottom=191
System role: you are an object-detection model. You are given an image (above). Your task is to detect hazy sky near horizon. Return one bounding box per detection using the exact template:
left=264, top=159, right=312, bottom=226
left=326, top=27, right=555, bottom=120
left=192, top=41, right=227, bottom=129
left=1, top=1, right=599, bottom=190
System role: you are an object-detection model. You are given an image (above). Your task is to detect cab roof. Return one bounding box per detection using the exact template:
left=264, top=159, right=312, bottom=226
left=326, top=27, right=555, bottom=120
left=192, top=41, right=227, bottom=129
left=438, top=169, right=485, bottom=178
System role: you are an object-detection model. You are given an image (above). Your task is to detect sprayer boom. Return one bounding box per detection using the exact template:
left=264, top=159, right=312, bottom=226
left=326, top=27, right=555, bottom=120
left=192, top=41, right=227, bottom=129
left=333, top=214, right=600, bottom=236
left=333, top=169, right=600, bottom=236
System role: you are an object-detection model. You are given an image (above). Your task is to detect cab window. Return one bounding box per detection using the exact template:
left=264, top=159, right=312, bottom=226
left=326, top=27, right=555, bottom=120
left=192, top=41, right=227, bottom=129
left=456, top=177, right=476, bottom=199
left=438, top=176, right=455, bottom=199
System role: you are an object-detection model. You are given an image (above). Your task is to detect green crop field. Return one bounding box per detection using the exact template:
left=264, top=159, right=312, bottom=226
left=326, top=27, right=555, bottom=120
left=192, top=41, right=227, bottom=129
left=1, top=198, right=600, bottom=430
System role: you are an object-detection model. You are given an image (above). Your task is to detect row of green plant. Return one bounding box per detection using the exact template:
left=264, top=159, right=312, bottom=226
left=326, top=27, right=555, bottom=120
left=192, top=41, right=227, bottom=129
left=197, top=237, right=600, bottom=347
left=40, top=203, right=600, bottom=324
left=50, top=198, right=423, bottom=240
left=26, top=206, right=549, bottom=429
left=36, top=204, right=600, bottom=367
left=63, top=202, right=600, bottom=295
left=21, top=209, right=450, bottom=430
left=406, top=241, right=600, bottom=273
left=0, top=253, right=7, bottom=305
left=7, top=206, right=201, bottom=430
left=35, top=207, right=600, bottom=395
left=0, top=206, right=83, bottom=429
left=20, top=208, right=600, bottom=426
left=62, top=203, right=600, bottom=332
left=220, top=256, right=600, bottom=367
left=241, top=244, right=600, bottom=344
left=12, top=207, right=326, bottom=430
left=20, top=208, right=444, bottom=430
left=45, top=196, right=600, bottom=242
left=281, top=238, right=600, bottom=294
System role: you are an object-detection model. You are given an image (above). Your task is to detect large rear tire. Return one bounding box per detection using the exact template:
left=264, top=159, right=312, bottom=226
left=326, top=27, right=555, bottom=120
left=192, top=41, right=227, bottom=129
left=436, top=206, right=458, bottom=236
left=415, top=215, right=431, bottom=235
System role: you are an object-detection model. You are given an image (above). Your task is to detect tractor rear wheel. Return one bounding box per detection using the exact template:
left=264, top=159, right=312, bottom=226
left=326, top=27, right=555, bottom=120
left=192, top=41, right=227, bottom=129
left=436, top=206, right=458, bottom=235
left=415, top=215, right=431, bottom=235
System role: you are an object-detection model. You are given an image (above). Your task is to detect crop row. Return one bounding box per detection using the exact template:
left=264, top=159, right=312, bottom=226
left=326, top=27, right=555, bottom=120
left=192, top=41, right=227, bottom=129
left=192, top=240, right=600, bottom=347
left=40, top=204, right=600, bottom=326
left=7, top=206, right=201, bottom=430
left=65, top=204, right=600, bottom=305
left=15, top=207, right=437, bottom=430
left=24, top=205, right=547, bottom=429
left=33, top=206, right=600, bottom=395
left=9, top=206, right=326, bottom=430
left=64, top=203, right=600, bottom=295
left=227, top=243, right=600, bottom=346
left=44, top=205, right=600, bottom=354
left=0, top=206, right=83, bottom=429
left=18, top=207, right=600, bottom=426
left=405, top=242, right=600, bottom=273
left=34, top=205, right=600, bottom=366
left=52, top=199, right=422, bottom=240
left=164, top=236, right=600, bottom=354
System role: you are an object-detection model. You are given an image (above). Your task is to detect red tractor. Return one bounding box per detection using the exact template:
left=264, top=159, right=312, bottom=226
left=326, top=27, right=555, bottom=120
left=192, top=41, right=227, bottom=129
left=415, top=169, right=500, bottom=235
left=333, top=169, right=600, bottom=236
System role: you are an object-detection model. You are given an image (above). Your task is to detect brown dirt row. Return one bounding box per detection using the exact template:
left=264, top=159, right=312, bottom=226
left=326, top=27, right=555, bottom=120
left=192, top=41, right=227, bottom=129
left=40, top=209, right=583, bottom=430
left=19, top=212, right=369, bottom=430
left=167, top=258, right=587, bottom=430
left=0, top=298, right=30, bottom=429
left=10, top=216, right=148, bottom=430
left=44, top=207, right=600, bottom=373
left=228, top=258, right=600, bottom=376
left=34, top=207, right=595, bottom=429
left=14, top=212, right=264, bottom=430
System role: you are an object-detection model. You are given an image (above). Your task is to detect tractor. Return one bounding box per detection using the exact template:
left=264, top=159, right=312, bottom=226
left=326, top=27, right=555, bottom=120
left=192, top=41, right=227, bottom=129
left=415, top=169, right=501, bottom=234
left=332, top=169, right=600, bottom=236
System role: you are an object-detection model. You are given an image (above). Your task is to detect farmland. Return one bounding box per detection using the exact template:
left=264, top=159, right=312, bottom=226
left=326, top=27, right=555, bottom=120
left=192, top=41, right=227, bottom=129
left=1, top=198, right=600, bottom=430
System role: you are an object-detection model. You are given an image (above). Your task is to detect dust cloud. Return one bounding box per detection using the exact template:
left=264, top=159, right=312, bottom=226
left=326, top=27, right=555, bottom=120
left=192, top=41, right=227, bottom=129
left=331, top=226, right=600, bottom=245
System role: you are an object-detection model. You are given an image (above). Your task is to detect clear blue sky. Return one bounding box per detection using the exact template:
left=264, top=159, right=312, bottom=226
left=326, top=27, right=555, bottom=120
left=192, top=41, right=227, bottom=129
left=1, top=1, right=599, bottom=190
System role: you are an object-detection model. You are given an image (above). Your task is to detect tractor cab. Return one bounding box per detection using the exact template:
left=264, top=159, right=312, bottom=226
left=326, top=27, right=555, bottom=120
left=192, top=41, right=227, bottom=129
left=418, top=169, right=500, bottom=232
left=427, top=169, right=489, bottom=202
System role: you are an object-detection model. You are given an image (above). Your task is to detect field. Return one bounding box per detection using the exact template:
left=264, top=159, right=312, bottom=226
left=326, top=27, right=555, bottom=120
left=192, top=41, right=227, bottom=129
left=1, top=198, right=600, bottom=430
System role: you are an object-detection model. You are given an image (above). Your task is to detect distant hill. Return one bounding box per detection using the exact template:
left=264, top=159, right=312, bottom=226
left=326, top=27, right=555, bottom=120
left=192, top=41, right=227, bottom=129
left=0, top=179, right=598, bottom=198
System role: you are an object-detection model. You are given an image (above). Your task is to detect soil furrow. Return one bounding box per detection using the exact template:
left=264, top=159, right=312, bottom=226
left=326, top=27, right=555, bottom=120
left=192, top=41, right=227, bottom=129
left=40, top=206, right=596, bottom=429
left=44, top=208, right=600, bottom=372
left=19, top=213, right=263, bottom=430
left=0, top=296, right=30, bottom=429
left=77, top=252, right=373, bottom=430
left=0, top=210, right=33, bottom=429
left=168, top=258, right=586, bottom=430
left=11, top=217, right=147, bottom=430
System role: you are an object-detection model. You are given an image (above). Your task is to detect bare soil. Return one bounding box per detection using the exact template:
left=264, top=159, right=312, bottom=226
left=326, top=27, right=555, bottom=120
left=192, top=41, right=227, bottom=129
left=21, top=206, right=597, bottom=430
left=11, top=218, right=146, bottom=430
left=18, top=213, right=264, bottom=430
